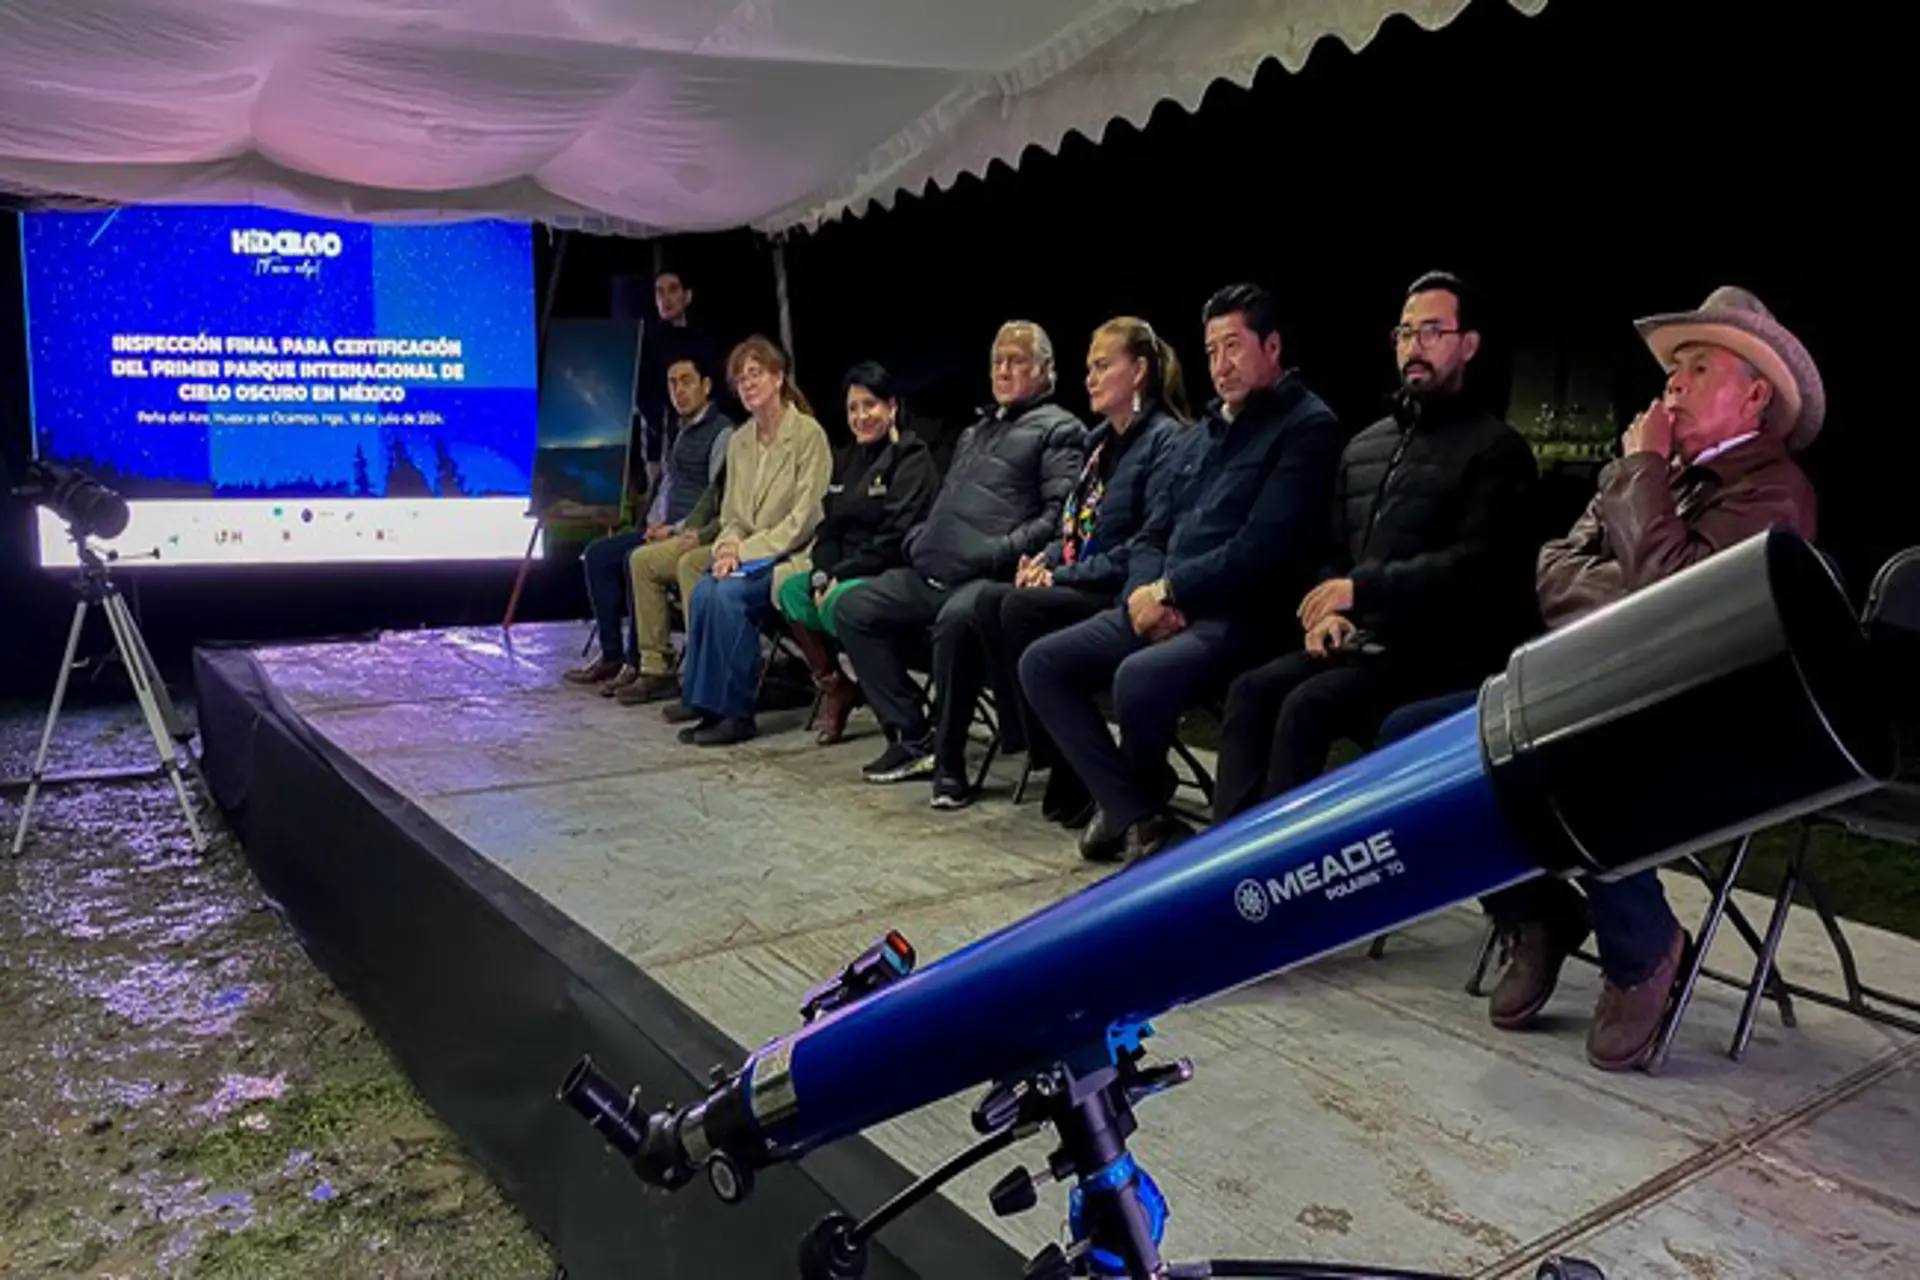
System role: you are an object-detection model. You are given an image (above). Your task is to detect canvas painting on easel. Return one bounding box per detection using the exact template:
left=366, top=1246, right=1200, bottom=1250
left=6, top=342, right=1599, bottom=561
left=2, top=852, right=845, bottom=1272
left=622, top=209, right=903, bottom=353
left=531, top=318, right=640, bottom=522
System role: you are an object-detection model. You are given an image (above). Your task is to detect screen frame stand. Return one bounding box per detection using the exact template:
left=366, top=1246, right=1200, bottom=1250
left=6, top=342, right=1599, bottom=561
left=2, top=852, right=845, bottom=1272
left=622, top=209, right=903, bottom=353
left=501, top=510, right=546, bottom=633
left=7, top=534, right=209, bottom=858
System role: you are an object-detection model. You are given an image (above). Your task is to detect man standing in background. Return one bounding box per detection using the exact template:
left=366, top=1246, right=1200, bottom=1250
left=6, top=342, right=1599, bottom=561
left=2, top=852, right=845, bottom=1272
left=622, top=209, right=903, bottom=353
left=634, top=269, right=719, bottom=493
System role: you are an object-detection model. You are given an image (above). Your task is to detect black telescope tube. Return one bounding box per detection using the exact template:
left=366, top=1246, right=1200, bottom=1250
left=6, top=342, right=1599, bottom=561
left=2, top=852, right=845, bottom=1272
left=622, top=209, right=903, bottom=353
left=1481, top=528, right=1893, bottom=878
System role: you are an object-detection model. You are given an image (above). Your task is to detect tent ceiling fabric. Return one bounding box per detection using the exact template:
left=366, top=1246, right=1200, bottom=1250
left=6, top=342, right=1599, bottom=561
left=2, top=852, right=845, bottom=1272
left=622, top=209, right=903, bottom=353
left=0, top=0, right=1546, bottom=236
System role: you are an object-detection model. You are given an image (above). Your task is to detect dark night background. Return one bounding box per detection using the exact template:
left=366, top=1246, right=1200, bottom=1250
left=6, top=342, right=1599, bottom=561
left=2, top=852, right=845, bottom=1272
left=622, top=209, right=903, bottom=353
left=0, top=0, right=1901, bottom=700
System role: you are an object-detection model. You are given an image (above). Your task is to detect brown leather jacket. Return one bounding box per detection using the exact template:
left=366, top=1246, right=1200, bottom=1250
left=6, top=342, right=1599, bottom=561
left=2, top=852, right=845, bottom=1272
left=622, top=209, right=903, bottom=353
left=1536, top=434, right=1817, bottom=630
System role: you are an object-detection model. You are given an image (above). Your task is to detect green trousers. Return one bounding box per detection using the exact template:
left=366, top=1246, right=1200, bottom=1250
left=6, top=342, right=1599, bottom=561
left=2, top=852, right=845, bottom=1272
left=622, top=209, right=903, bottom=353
left=775, top=572, right=864, bottom=638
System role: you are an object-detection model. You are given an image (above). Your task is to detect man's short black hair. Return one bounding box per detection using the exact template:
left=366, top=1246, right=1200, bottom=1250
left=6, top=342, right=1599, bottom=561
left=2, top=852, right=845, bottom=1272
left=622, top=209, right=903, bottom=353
left=656, top=267, right=690, bottom=290
left=1201, top=283, right=1280, bottom=341
left=1406, top=270, right=1476, bottom=332
left=665, top=353, right=708, bottom=381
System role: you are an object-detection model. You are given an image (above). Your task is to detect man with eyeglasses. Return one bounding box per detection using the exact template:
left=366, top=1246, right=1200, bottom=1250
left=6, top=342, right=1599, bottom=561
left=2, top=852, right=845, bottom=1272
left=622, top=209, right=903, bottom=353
left=1211, top=270, right=1540, bottom=823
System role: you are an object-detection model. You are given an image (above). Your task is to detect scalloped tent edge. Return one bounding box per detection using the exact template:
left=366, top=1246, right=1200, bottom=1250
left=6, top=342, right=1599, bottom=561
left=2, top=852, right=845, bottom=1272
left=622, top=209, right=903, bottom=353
left=0, top=0, right=1547, bottom=239
left=758, top=0, right=1551, bottom=235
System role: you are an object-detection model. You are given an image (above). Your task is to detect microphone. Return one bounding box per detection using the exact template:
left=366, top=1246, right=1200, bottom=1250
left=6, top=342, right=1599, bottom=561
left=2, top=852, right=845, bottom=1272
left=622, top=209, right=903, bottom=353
left=561, top=529, right=1890, bottom=1275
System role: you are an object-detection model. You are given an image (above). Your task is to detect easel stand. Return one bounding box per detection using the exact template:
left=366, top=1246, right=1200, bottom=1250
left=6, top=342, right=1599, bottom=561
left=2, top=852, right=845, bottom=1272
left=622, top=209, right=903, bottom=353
left=501, top=503, right=621, bottom=656
left=8, top=537, right=207, bottom=857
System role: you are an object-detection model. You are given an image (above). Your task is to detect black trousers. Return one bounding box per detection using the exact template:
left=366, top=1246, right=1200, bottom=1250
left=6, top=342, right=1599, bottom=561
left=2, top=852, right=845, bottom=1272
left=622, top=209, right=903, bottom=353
left=1021, top=608, right=1263, bottom=833
left=934, top=582, right=1109, bottom=791
left=834, top=567, right=997, bottom=744
left=1212, top=649, right=1430, bottom=823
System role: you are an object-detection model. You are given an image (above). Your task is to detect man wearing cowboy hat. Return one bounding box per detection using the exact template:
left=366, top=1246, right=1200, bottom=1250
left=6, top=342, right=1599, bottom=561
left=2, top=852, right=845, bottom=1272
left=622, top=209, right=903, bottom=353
left=1487, top=284, right=1823, bottom=1072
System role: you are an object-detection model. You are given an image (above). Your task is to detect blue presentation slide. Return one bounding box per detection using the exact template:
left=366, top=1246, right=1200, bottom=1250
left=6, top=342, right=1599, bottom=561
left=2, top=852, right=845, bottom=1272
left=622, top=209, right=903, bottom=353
left=20, top=206, right=539, bottom=566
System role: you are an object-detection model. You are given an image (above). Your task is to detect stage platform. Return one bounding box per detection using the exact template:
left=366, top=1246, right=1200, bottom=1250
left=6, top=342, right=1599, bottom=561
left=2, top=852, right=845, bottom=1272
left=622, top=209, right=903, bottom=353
left=195, top=623, right=1920, bottom=1279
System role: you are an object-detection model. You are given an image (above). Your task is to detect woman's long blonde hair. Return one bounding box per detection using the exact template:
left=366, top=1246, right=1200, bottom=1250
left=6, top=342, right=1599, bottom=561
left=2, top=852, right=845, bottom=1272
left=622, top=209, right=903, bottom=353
left=1094, top=316, right=1191, bottom=424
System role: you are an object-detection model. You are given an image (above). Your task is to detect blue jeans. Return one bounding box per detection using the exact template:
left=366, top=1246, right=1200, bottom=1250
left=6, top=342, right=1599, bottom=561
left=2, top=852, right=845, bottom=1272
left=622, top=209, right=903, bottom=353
left=1376, top=687, right=1680, bottom=984
left=681, top=566, right=775, bottom=722
left=583, top=528, right=649, bottom=664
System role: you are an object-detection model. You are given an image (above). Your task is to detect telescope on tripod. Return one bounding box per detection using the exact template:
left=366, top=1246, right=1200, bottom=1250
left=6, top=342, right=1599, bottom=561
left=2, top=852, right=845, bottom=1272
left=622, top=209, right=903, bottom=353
left=7, top=461, right=205, bottom=857
left=560, top=529, right=1892, bottom=1279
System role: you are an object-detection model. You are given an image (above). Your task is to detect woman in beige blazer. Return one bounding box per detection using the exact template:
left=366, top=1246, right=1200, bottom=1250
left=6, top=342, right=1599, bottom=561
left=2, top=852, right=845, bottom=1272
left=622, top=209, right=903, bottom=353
left=664, top=335, right=832, bottom=744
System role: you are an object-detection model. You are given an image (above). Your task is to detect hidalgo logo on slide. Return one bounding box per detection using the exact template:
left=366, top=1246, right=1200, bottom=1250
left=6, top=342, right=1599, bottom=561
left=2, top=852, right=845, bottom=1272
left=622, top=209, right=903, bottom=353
left=1234, top=829, right=1404, bottom=921
left=230, top=229, right=344, bottom=258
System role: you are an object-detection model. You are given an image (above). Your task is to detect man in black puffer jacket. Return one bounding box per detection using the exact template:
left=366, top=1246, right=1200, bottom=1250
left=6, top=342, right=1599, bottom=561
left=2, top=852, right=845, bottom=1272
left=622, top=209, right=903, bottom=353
left=1212, top=272, right=1540, bottom=821
left=835, top=321, right=1086, bottom=783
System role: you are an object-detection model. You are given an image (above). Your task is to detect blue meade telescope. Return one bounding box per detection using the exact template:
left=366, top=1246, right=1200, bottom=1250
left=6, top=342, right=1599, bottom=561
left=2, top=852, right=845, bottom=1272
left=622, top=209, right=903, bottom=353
left=562, top=529, right=1893, bottom=1280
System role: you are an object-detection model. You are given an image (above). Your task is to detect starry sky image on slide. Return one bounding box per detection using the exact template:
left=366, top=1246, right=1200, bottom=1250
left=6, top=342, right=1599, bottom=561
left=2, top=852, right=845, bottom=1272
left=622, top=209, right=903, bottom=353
left=532, top=319, right=640, bottom=510
left=19, top=206, right=536, bottom=498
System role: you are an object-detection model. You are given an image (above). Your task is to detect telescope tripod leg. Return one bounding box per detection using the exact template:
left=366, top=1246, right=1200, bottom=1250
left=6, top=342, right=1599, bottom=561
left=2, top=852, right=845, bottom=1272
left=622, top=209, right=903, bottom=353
left=9, top=599, right=90, bottom=857
left=101, top=590, right=208, bottom=853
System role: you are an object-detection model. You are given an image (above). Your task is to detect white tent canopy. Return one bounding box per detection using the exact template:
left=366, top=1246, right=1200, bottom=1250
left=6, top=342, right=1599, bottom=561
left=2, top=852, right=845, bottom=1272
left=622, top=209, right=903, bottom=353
left=0, top=0, right=1544, bottom=237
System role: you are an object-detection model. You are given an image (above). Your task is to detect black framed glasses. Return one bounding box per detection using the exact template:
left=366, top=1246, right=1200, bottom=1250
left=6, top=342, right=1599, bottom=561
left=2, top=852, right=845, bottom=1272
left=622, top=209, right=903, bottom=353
left=1390, top=323, right=1463, bottom=348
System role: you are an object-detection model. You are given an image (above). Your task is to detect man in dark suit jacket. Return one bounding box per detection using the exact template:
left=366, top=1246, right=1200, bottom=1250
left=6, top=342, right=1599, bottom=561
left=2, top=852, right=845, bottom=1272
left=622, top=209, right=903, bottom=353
left=1021, top=284, right=1345, bottom=864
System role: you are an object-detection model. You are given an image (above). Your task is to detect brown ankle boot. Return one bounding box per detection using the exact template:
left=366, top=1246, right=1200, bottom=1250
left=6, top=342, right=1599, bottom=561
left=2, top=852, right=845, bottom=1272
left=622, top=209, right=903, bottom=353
left=786, top=622, right=858, bottom=744
left=786, top=620, right=836, bottom=684
left=815, top=671, right=860, bottom=745
left=1489, top=918, right=1588, bottom=1031
left=1587, top=927, right=1689, bottom=1072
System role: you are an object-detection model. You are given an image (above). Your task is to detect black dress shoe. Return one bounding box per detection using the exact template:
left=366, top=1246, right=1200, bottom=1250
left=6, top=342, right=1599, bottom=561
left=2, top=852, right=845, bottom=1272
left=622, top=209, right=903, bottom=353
left=1077, top=808, right=1126, bottom=863
left=690, top=717, right=758, bottom=747
left=1122, top=814, right=1195, bottom=865
left=675, top=715, right=722, bottom=743
left=662, top=700, right=706, bottom=725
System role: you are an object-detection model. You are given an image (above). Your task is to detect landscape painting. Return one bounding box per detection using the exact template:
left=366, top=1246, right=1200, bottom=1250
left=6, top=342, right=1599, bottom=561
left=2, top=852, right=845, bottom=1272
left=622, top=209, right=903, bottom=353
left=531, top=318, right=639, bottom=519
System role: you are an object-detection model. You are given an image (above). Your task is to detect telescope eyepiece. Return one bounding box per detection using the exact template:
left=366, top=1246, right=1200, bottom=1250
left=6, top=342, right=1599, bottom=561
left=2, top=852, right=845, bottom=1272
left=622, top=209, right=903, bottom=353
left=559, top=1056, right=646, bottom=1158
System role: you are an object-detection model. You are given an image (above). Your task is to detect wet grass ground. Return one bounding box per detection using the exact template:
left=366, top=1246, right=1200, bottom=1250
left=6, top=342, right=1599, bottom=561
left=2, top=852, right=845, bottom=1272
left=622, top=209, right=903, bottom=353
left=0, top=703, right=553, bottom=1279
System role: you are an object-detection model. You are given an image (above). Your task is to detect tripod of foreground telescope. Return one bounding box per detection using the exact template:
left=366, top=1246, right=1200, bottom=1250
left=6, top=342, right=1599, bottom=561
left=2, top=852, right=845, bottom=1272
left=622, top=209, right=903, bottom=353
left=561, top=529, right=1890, bottom=1280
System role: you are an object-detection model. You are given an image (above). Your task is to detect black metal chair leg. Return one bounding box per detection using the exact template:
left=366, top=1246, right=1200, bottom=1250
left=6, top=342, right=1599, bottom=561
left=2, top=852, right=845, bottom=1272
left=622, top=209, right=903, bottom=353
left=1170, top=739, right=1215, bottom=805
left=1466, top=921, right=1500, bottom=997
left=1012, top=756, right=1034, bottom=805
left=1731, top=827, right=1808, bottom=1060
left=1652, top=834, right=1752, bottom=1073
left=1367, top=935, right=1389, bottom=960
left=971, top=735, right=1001, bottom=795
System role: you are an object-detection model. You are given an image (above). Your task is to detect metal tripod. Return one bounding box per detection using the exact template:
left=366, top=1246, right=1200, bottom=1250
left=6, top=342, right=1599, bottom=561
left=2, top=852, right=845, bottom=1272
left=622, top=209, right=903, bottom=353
left=8, top=539, right=207, bottom=857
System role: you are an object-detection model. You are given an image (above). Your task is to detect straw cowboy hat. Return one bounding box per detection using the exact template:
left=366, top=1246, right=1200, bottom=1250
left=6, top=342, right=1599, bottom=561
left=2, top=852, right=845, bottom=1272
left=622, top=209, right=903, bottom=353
left=1633, top=286, right=1827, bottom=451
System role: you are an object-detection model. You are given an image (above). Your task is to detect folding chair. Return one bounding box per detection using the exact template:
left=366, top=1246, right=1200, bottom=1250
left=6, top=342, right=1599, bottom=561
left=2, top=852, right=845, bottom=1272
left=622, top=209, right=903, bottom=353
left=1713, top=546, right=1920, bottom=1054
left=898, top=639, right=1003, bottom=795
left=1463, top=546, right=1920, bottom=1070
left=1008, top=698, right=1217, bottom=818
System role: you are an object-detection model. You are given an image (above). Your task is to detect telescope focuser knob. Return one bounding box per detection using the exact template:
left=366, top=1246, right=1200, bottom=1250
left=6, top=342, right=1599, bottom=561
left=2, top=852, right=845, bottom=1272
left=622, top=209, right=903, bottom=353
left=705, top=1151, right=754, bottom=1204
left=973, top=1077, right=1032, bottom=1134
left=988, top=1166, right=1040, bottom=1217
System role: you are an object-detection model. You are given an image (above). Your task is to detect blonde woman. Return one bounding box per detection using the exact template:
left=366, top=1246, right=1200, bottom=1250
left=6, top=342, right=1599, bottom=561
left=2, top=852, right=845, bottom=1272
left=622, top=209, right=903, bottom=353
left=666, top=336, right=832, bottom=745
left=931, top=317, right=1191, bottom=811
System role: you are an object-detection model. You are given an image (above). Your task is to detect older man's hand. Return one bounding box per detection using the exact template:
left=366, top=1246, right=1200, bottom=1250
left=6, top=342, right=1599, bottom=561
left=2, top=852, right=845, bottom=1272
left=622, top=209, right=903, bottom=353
left=1299, top=578, right=1355, bottom=632
left=1622, top=400, right=1674, bottom=461
left=1127, top=583, right=1169, bottom=636
left=1305, top=614, right=1357, bottom=658
left=1143, top=607, right=1187, bottom=644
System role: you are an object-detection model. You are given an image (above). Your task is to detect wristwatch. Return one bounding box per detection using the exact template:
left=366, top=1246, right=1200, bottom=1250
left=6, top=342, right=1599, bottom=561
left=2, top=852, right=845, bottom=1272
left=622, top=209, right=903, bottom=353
left=810, top=569, right=830, bottom=592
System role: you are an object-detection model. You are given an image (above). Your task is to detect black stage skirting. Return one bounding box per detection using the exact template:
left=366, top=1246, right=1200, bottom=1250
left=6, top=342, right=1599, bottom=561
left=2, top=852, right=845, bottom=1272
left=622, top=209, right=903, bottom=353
left=194, top=645, right=1021, bottom=1279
